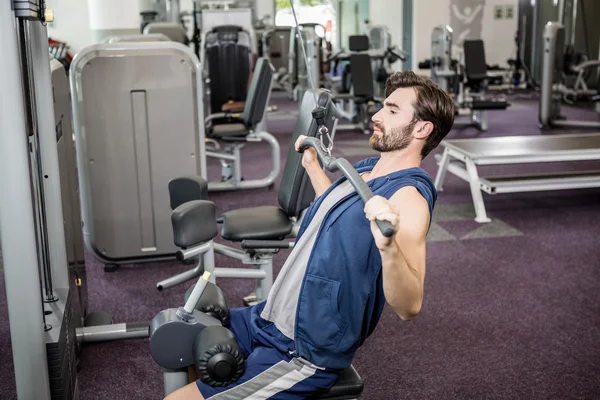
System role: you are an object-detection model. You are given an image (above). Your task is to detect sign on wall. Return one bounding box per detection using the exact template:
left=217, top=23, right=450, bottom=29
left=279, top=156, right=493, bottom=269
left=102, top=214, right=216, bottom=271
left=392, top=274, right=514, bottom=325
left=449, top=0, right=485, bottom=47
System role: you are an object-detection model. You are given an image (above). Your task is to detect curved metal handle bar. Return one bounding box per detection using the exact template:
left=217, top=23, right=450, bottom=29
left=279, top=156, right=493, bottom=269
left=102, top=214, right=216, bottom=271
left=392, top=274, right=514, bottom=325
left=299, top=137, right=395, bottom=238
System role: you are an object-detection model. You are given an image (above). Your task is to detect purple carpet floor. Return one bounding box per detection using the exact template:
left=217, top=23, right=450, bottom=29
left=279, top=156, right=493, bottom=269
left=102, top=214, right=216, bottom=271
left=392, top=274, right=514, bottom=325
left=1, top=91, right=600, bottom=399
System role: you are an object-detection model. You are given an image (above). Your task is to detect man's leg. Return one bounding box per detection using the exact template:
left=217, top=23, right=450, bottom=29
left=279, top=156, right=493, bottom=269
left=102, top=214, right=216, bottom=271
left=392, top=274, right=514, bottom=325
left=195, top=346, right=340, bottom=399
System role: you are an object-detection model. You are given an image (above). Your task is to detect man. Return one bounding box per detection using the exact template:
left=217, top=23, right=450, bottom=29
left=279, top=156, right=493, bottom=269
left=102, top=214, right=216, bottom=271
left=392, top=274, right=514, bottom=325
left=166, top=71, right=455, bottom=399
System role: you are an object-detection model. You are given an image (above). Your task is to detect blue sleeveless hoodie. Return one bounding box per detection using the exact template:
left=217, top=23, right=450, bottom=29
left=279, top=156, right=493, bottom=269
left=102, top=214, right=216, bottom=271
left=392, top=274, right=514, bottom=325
left=250, top=157, right=437, bottom=371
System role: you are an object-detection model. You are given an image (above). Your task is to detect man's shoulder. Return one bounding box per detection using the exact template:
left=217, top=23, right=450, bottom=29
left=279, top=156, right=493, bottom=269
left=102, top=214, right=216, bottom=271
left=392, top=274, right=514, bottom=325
left=353, top=157, right=379, bottom=170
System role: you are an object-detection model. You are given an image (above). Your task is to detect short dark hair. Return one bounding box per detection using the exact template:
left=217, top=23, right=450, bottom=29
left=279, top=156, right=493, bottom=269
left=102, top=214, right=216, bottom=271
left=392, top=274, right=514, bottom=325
left=385, top=71, right=454, bottom=158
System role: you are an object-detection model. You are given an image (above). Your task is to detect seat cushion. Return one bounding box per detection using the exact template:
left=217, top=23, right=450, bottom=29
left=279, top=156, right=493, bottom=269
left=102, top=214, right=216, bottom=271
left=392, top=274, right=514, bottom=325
left=313, top=365, right=364, bottom=399
left=222, top=101, right=245, bottom=112
left=472, top=99, right=509, bottom=110
left=220, top=206, right=293, bottom=241
left=211, top=123, right=249, bottom=138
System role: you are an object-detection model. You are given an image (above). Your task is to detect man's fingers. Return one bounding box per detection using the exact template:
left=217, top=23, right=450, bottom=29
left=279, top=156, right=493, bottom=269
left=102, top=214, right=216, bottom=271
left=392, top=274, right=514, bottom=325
left=369, top=212, right=398, bottom=225
left=295, top=135, right=306, bottom=151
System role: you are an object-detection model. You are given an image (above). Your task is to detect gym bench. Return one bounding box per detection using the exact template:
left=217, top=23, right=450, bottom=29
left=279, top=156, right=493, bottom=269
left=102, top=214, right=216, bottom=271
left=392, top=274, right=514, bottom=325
left=434, top=133, right=600, bottom=222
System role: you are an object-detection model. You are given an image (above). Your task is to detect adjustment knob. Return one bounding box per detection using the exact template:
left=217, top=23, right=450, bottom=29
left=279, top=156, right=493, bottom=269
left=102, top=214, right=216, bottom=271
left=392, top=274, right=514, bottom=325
left=45, top=8, right=55, bottom=23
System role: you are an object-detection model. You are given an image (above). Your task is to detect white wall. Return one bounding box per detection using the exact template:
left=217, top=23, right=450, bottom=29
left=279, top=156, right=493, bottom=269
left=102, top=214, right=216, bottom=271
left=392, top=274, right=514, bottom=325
left=413, top=0, right=519, bottom=72
left=255, top=0, right=275, bottom=21
left=46, top=0, right=93, bottom=54
left=368, top=0, right=403, bottom=71
left=46, top=0, right=273, bottom=55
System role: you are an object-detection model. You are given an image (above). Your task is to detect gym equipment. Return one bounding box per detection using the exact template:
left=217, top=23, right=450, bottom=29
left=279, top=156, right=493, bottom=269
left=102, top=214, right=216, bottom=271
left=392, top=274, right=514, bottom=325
left=203, top=56, right=281, bottom=192
left=261, top=26, right=293, bottom=90
left=102, top=33, right=171, bottom=43
left=453, top=39, right=510, bottom=131
left=368, top=25, right=392, bottom=51
left=157, top=88, right=368, bottom=398
left=297, top=137, right=394, bottom=237
left=333, top=54, right=383, bottom=134
left=159, top=88, right=338, bottom=301
left=420, top=27, right=509, bottom=132
left=1, top=3, right=148, bottom=398
left=365, top=25, right=407, bottom=97
left=152, top=195, right=364, bottom=398
left=201, top=25, right=253, bottom=113
left=197, top=7, right=255, bottom=71
left=1, top=4, right=79, bottom=397
left=48, top=38, right=73, bottom=71
left=140, top=0, right=182, bottom=30
left=328, top=35, right=405, bottom=134
left=434, top=133, right=600, bottom=223
left=420, top=25, right=458, bottom=93
left=70, top=41, right=208, bottom=270
left=287, top=23, right=327, bottom=101
left=539, top=22, right=600, bottom=128
left=150, top=217, right=246, bottom=396
left=143, top=22, right=189, bottom=44
left=52, top=58, right=88, bottom=335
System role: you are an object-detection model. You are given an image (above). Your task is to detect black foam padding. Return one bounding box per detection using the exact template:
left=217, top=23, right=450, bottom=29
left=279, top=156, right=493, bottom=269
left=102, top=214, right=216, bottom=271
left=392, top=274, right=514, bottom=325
left=220, top=206, right=293, bottom=241
left=240, top=57, right=275, bottom=130
left=194, top=326, right=245, bottom=386
left=463, top=40, right=488, bottom=82
left=168, top=176, right=208, bottom=210
left=185, top=281, right=230, bottom=327
left=472, top=99, right=510, bottom=110
left=171, top=200, right=218, bottom=248
left=349, top=54, right=375, bottom=98
left=206, top=29, right=251, bottom=112
left=309, top=365, right=364, bottom=399
left=277, top=90, right=336, bottom=218
left=418, top=59, right=431, bottom=69
left=348, top=35, right=369, bottom=52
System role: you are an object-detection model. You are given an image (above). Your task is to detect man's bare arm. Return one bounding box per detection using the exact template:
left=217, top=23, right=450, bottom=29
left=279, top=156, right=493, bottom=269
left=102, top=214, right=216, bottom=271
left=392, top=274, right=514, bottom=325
left=305, top=162, right=332, bottom=198
left=365, top=187, right=430, bottom=320
left=295, top=135, right=332, bottom=197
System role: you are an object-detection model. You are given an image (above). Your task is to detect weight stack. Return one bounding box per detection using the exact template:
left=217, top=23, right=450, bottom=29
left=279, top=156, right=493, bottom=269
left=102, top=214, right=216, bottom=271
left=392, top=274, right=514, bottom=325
left=45, top=288, right=80, bottom=399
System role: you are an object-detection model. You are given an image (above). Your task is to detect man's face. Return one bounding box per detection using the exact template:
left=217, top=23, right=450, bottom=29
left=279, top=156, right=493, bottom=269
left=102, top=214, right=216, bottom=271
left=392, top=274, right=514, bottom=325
left=370, top=87, right=418, bottom=153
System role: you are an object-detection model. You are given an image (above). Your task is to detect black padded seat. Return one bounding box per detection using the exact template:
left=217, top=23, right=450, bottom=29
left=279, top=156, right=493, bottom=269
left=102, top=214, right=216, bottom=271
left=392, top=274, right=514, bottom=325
left=211, top=123, right=249, bottom=138
left=472, top=99, right=509, bottom=110
left=220, top=206, right=294, bottom=241
left=311, top=365, right=364, bottom=400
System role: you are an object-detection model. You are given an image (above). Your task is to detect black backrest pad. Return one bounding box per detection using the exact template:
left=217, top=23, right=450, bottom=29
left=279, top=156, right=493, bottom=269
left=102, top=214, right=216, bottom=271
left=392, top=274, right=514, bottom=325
left=241, top=57, right=275, bottom=129
left=278, top=90, right=337, bottom=218
left=171, top=200, right=218, bottom=248
left=349, top=35, right=369, bottom=52
left=349, top=54, right=374, bottom=98
left=168, top=176, right=209, bottom=210
left=207, top=27, right=251, bottom=112
left=463, top=40, right=487, bottom=81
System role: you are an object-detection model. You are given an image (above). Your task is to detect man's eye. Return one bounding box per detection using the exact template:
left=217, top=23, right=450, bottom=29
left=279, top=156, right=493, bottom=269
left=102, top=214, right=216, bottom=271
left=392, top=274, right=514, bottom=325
left=389, top=110, right=396, bottom=115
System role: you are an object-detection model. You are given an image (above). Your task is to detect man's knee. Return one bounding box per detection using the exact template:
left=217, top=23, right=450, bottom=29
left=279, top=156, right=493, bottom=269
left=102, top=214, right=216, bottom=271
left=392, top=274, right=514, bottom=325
left=164, top=382, right=205, bottom=400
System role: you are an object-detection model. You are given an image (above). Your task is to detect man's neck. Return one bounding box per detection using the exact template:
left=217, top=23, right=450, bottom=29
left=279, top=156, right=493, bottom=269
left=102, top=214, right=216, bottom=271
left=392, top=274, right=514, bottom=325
left=368, top=150, right=421, bottom=179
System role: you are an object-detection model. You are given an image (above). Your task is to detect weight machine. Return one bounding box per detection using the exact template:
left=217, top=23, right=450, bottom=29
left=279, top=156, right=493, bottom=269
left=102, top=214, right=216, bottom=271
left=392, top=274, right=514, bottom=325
left=539, top=21, right=600, bottom=128
left=420, top=25, right=509, bottom=132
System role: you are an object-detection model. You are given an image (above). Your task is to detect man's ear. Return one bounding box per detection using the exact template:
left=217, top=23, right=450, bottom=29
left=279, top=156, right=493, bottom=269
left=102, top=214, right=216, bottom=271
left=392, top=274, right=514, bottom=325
left=415, top=121, right=434, bottom=139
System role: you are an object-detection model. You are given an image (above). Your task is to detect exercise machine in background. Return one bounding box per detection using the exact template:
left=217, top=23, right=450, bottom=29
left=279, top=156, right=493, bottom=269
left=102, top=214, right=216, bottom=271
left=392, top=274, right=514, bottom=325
left=420, top=25, right=509, bottom=132
left=261, top=25, right=293, bottom=90
left=328, top=35, right=386, bottom=135
left=287, top=23, right=328, bottom=102
left=539, top=21, right=600, bottom=129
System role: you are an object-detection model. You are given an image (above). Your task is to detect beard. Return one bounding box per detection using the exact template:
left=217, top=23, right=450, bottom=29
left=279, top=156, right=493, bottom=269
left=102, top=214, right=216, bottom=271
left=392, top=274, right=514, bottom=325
left=369, top=119, right=417, bottom=153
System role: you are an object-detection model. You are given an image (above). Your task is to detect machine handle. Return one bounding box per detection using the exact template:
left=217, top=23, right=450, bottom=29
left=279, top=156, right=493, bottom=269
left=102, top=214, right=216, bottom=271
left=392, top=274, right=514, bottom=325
left=298, top=137, right=395, bottom=238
